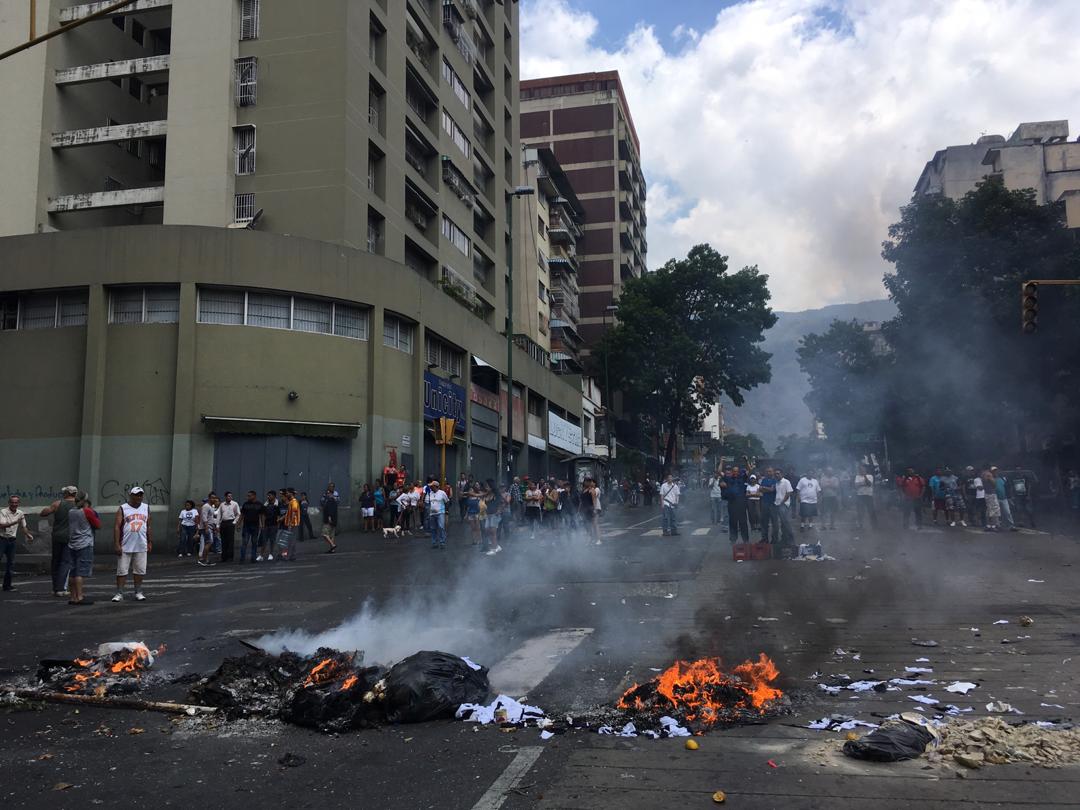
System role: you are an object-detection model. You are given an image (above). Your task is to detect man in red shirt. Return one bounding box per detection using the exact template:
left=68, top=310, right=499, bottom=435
left=897, top=468, right=926, bottom=531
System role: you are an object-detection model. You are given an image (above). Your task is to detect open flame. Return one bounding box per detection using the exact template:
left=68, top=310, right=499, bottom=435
left=618, top=654, right=783, bottom=725
left=301, top=653, right=357, bottom=689
left=340, top=675, right=359, bottom=691
left=57, top=644, right=159, bottom=695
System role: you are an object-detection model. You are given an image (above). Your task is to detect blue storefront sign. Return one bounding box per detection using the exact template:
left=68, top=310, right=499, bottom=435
left=423, top=371, right=466, bottom=433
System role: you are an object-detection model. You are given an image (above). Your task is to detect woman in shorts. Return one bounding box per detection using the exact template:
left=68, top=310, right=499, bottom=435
left=359, top=484, right=376, bottom=533
left=465, top=484, right=482, bottom=545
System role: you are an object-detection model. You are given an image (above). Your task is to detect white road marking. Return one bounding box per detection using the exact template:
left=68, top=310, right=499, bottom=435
left=623, top=514, right=661, bottom=530
left=488, top=628, right=593, bottom=697
left=470, top=747, right=544, bottom=810
left=642, top=529, right=662, bottom=537
left=602, top=529, right=627, bottom=537
left=692, top=527, right=710, bottom=536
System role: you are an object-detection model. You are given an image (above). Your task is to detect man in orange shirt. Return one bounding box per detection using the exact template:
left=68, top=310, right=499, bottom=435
left=281, top=488, right=302, bottom=561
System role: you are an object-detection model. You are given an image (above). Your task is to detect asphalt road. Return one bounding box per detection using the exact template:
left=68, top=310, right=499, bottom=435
left=2, top=497, right=1079, bottom=809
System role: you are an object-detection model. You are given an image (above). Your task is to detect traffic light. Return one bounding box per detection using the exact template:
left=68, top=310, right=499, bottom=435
left=1021, top=282, right=1038, bottom=334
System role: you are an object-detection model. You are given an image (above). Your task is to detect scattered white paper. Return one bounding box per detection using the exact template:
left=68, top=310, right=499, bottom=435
left=890, top=678, right=937, bottom=687
left=818, top=684, right=842, bottom=695
left=597, top=725, right=614, bottom=735
left=915, top=657, right=930, bottom=663
left=908, top=695, right=940, bottom=705
left=461, top=656, right=483, bottom=672
left=945, top=681, right=977, bottom=695
left=1027, top=579, right=1045, bottom=583
left=757, top=617, right=779, bottom=622
left=659, top=716, right=691, bottom=737
left=1041, top=703, right=1065, bottom=709
left=456, top=695, right=546, bottom=725
left=847, top=680, right=884, bottom=692
left=807, top=717, right=831, bottom=730
left=835, top=648, right=848, bottom=656
left=993, top=620, right=1009, bottom=625
left=905, top=667, right=933, bottom=674
left=540, top=730, right=554, bottom=740
left=664, top=593, right=675, bottom=599
left=970, top=628, right=980, bottom=632
left=1036, top=721, right=1058, bottom=728
left=648, top=667, right=662, bottom=672
left=852, top=654, right=862, bottom=662
left=619, top=722, right=638, bottom=738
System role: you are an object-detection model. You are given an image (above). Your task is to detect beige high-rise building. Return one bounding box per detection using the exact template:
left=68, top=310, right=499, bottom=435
left=0, top=0, right=586, bottom=534
left=519, top=71, right=646, bottom=351
left=0, top=0, right=519, bottom=320
left=513, top=146, right=584, bottom=374
left=914, top=120, right=1080, bottom=227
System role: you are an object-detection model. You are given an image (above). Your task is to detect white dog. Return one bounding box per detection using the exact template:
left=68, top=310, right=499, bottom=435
left=382, top=525, right=403, bottom=539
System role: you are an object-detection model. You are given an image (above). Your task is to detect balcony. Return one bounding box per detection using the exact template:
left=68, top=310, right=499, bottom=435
left=49, top=186, right=165, bottom=213
left=404, top=179, right=438, bottom=242
left=59, top=0, right=170, bottom=22
left=405, top=10, right=435, bottom=72
left=441, top=157, right=476, bottom=208
left=405, top=124, right=436, bottom=186
left=514, top=334, right=550, bottom=368
left=547, top=210, right=582, bottom=244
left=441, top=265, right=486, bottom=318
left=55, top=55, right=169, bottom=86
left=51, top=120, right=167, bottom=149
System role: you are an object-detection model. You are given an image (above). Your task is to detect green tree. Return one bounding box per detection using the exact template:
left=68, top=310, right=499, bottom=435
left=796, top=319, right=892, bottom=451
left=879, top=177, right=1080, bottom=465
left=720, top=431, right=767, bottom=461
left=597, top=244, right=776, bottom=474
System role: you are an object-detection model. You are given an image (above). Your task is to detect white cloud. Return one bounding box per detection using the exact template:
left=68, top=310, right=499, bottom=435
left=520, top=0, right=1080, bottom=310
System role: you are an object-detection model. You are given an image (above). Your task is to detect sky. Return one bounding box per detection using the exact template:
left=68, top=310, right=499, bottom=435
left=519, top=0, right=1080, bottom=311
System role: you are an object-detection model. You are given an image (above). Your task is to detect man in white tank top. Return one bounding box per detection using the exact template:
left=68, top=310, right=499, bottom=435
left=112, top=486, right=153, bottom=602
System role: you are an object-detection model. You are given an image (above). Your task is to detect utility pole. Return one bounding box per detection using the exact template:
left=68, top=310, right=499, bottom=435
left=504, top=185, right=535, bottom=486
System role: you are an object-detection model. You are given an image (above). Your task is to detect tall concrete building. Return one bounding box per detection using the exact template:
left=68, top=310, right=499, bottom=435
left=0, top=0, right=584, bottom=535
left=915, top=120, right=1080, bottom=226
left=513, top=146, right=584, bottom=374
left=519, top=71, right=646, bottom=349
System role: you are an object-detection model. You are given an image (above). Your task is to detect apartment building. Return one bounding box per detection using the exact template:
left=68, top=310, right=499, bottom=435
left=0, top=0, right=585, bottom=534
left=519, top=70, right=646, bottom=350
left=514, top=146, right=585, bottom=373
left=914, top=120, right=1080, bottom=226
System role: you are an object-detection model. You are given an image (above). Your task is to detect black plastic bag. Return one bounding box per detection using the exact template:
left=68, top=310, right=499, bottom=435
left=383, top=651, right=490, bottom=723
left=842, top=719, right=934, bottom=762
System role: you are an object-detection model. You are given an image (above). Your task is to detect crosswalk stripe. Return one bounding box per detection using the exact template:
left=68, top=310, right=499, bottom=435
left=602, top=529, right=627, bottom=537
left=692, top=527, right=710, bottom=536
left=488, top=627, right=593, bottom=697
left=643, top=529, right=662, bottom=537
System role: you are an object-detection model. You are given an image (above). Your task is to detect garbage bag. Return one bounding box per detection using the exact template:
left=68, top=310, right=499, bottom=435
left=383, top=651, right=490, bottom=724
left=842, top=719, right=934, bottom=762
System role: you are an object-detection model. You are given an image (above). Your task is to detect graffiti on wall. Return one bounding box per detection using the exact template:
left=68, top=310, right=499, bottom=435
left=0, top=483, right=67, bottom=501
left=100, top=477, right=171, bottom=505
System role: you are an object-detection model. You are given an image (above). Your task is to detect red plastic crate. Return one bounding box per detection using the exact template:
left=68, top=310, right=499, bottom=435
left=750, top=543, right=773, bottom=561
left=732, top=543, right=750, bottom=561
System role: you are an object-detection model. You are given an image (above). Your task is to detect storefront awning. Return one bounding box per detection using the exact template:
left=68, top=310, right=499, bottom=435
left=201, top=415, right=362, bottom=438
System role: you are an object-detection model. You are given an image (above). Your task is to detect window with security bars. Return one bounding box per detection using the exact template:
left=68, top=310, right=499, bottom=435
left=240, top=0, right=260, bottom=40
left=235, top=57, right=258, bottom=106
left=5, top=290, right=89, bottom=330
left=333, top=304, right=367, bottom=340
left=197, top=288, right=369, bottom=340
left=292, top=298, right=331, bottom=334
left=441, top=215, right=470, bottom=257
left=234, top=125, right=256, bottom=175
left=234, top=193, right=256, bottom=223
left=383, top=315, right=414, bottom=354
left=109, top=287, right=180, bottom=324
left=246, top=293, right=290, bottom=329
left=425, top=335, right=463, bottom=377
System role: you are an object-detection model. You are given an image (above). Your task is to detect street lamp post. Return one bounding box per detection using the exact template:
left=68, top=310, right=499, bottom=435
left=505, top=185, right=535, bottom=486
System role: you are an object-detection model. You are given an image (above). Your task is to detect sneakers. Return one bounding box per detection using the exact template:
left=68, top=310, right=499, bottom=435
left=267, top=554, right=274, bottom=561
left=177, top=554, right=183, bottom=558
left=134, top=591, right=146, bottom=601
left=960, top=520, right=968, bottom=527
left=196, top=559, right=208, bottom=566
left=949, top=521, right=956, bottom=527
left=111, top=592, right=123, bottom=602
left=256, top=555, right=264, bottom=562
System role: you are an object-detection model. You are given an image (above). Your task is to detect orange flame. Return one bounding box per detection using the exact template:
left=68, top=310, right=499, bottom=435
left=109, top=647, right=152, bottom=674
left=618, top=654, right=782, bottom=724
left=340, top=675, right=359, bottom=691
left=303, top=658, right=339, bottom=688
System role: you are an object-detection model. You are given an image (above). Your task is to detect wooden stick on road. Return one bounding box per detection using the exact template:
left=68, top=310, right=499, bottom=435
left=12, top=688, right=218, bottom=716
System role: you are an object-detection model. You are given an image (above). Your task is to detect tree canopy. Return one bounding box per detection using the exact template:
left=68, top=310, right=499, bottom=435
left=798, top=177, right=1080, bottom=470
left=597, top=244, right=776, bottom=473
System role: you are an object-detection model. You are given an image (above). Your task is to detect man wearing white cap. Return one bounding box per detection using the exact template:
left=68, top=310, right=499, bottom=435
left=112, top=486, right=152, bottom=602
